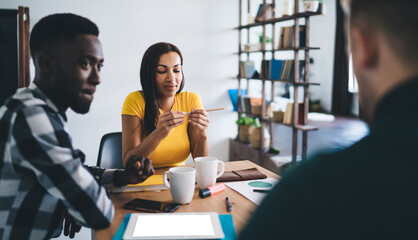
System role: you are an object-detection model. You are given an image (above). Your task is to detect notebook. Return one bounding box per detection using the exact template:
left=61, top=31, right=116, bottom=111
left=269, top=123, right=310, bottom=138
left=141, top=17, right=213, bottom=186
left=109, top=175, right=167, bottom=193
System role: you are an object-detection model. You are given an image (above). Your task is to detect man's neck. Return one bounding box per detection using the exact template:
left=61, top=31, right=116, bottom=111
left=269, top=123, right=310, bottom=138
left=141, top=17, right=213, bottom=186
left=366, top=48, right=418, bottom=124
left=33, top=77, right=68, bottom=116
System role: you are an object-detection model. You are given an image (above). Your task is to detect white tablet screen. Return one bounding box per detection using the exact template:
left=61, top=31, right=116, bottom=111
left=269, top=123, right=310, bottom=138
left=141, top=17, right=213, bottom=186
left=133, top=214, right=215, bottom=237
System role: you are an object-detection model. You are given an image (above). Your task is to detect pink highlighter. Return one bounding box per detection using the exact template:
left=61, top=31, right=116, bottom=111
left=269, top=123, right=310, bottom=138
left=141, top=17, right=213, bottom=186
left=199, top=183, right=226, bottom=198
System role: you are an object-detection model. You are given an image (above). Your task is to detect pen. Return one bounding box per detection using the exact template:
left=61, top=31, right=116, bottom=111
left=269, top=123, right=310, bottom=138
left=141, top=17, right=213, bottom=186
left=182, top=108, right=225, bottom=115
left=225, top=197, right=232, bottom=212
left=253, top=189, right=270, bottom=193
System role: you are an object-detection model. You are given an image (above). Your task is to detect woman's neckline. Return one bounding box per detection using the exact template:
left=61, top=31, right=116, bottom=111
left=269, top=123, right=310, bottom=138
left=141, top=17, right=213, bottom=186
left=157, top=95, right=176, bottom=112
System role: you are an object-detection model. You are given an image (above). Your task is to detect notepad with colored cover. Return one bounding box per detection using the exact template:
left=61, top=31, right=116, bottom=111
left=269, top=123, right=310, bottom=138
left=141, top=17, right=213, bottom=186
left=109, top=175, right=167, bottom=193
left=112, top=213, right=237, bottom=240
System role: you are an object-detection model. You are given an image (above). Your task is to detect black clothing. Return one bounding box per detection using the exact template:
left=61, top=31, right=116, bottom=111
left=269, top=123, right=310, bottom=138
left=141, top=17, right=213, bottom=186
left=239, top=76, right=418, bottom=240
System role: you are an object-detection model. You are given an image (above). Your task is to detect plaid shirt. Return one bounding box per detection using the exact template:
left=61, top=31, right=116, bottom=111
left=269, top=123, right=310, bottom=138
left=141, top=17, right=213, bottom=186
left=0, top=83, right=116, bottom=239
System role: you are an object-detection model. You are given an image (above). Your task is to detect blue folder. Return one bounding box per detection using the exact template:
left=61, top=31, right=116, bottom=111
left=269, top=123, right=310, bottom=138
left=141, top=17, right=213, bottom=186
left=112, top=213, right=237, bottom=240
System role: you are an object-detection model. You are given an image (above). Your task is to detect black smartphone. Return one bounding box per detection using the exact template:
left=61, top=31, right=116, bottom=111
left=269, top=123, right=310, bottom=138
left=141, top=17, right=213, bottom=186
left=123, top=198, right=180, bottom=213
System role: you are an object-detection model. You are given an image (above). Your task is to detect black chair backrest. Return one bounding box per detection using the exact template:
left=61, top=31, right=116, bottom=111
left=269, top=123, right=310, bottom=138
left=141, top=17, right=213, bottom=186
left=97, top=132, right=124, bottom=169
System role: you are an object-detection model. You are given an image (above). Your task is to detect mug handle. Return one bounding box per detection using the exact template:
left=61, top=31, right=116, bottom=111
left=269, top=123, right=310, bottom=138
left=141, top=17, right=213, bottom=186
left=163, top=171, right=170, bottom=189
left=216, top=160, right=225, bottom=178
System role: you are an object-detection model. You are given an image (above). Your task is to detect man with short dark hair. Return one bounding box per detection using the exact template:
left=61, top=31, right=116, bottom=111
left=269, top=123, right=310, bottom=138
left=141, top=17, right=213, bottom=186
left=0, top=13, right=154, bottom=239
left=239, top=1, right=418, bottom=239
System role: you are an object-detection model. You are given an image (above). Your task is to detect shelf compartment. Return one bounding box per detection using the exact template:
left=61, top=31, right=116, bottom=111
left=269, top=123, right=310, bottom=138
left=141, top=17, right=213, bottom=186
left=236, top=12, right=321, bottom=30
left=239, top=115, right=319, bottom=132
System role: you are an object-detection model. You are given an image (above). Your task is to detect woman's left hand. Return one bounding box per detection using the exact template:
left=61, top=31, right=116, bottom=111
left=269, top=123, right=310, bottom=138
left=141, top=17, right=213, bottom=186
left=187, top=108, right=210, bottom=137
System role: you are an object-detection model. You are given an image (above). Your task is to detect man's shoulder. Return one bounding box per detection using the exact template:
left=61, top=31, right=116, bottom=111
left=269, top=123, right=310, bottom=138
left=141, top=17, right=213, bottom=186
left=2, top=88, right=47, bottom=114
left=280, top=137, right=373, bottom=189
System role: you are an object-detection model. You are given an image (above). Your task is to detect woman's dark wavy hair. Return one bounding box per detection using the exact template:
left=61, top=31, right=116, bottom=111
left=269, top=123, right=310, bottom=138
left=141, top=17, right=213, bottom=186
left=140, top=42, right=185, bottom=137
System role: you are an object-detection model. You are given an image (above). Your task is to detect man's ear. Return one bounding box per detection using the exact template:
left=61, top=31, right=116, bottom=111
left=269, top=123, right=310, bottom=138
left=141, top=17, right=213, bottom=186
left=351, top=27, right=379, bottom=69
left=37, top=53, right=55, bottom=73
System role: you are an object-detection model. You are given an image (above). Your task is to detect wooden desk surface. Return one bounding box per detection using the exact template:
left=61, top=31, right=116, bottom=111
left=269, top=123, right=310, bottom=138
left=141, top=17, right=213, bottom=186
left=95, top=160, right=279, bottom=239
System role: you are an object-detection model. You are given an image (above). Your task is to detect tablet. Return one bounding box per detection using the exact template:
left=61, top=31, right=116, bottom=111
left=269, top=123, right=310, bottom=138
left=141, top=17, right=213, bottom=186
left=123, top=212, right=225, bottom=240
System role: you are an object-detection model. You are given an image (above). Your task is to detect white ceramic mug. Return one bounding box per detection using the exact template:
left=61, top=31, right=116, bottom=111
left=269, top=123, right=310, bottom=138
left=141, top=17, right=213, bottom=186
left=194, top=157, right=225, bottom=189
left=163, top=167, right=196, bottom=204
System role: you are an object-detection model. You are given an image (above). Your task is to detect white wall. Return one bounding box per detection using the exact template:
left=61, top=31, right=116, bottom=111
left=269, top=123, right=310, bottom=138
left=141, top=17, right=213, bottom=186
left=1, top=0, right=239, bottom=166
left=0, top=1, right=335, bottom=239
left=309, top=0, right=336, bottom=112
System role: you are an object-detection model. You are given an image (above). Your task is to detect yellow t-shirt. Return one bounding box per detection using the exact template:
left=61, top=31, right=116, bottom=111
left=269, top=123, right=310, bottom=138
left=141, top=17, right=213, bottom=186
left=121, top=91, right=204, bottom=168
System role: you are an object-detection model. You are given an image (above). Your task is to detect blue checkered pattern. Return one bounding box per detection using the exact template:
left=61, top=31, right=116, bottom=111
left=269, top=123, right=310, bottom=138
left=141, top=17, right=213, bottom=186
left=0, top=83, right=115, bottom=239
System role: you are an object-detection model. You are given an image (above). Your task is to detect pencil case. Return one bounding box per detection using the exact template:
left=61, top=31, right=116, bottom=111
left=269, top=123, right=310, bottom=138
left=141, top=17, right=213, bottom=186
left=216, top=167, right=267, bottom=182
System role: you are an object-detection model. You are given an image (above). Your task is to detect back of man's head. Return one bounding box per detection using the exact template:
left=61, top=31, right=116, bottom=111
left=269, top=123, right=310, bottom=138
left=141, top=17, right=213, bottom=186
left=29, top=13, right=99, bottom=59
left=350, top=0, right=418, bottom=66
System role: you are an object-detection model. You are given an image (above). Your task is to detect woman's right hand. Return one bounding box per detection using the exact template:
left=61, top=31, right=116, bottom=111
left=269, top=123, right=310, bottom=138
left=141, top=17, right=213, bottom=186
left=155, top=111, right=185, bottom=138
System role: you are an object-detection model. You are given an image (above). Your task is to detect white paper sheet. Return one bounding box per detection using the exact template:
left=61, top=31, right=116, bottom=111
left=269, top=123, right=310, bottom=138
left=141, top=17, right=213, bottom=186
left=225, top=178, right=278, bottom=205
left=133, top=214, right=214, bottom=237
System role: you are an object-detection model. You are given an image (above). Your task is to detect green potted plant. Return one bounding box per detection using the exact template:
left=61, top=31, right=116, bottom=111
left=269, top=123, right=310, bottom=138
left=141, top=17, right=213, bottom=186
left=236, top=116, right=257, bottom=143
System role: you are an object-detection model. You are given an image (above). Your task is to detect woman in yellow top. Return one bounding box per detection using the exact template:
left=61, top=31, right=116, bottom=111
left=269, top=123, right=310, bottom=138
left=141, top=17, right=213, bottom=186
left=121, top=42, right=209, bottom=168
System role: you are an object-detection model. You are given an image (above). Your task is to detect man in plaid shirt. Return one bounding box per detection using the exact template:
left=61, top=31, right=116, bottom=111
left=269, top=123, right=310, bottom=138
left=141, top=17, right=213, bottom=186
left=0, top=13, right=154, bottom=239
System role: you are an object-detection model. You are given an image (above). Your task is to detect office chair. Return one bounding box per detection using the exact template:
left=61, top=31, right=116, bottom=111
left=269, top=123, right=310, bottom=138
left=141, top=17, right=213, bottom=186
left=96, top=132, right=124, bottom=169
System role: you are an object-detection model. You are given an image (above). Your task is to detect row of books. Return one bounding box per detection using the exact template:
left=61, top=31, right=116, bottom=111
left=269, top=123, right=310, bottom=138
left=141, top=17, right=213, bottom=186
left=239, top=61, right=256, bottom=78
left=281, top=102, right=305, bottom=125
left=260, top=59, right=305, bottom=81
left=238, top=96, right=267, bottom=116
left=278, top=26, right=306, bottom=49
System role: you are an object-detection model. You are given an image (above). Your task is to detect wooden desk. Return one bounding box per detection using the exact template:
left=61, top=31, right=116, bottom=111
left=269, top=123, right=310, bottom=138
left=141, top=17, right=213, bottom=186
left=95, top=160, right=279, bottom=239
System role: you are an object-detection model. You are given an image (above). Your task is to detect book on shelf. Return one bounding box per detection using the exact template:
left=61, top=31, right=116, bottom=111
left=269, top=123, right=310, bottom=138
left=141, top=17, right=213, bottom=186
left=255, top=3, right=275, bottom=22
left=109, top=175, right=167, bottom=193
left=260, top=59, right=304, bottom=81
left=271, top=59, right=285, bottom=80
left=260, top=59, right=284, bottom=80
left=278, top=25, right=306, bottom=49
left=238, top=96, right=251, bottom=114
left=298, top=102, right=305, bottom=125
left=239, top=96, right=271, bottom=116
left=283, top=102, right=293, bottom=125
left=280, top=60, right=305, bottom=82
left=239, top=61, right=256, bottom=78
left=282, top=102, right=305, bottom=125
left=260, top=60, right=271, bottom=79
left=243, top=96, right=252, bottom=114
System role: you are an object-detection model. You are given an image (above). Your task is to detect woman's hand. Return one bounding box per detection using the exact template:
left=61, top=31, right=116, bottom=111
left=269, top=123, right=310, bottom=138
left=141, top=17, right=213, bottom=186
left=187, top=108, right=210, bottom=138
left=155, top=111, right=185, bottom=139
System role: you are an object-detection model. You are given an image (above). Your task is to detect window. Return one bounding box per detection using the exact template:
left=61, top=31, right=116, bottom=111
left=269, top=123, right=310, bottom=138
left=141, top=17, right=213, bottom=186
left=348, top=54, right=358, bottom=93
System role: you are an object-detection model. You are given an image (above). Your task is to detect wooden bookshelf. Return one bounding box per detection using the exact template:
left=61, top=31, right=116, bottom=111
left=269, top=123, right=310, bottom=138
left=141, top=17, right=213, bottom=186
left=235, top=0, right=321, bottom=164
left=235, top=11, right=321, bottom=29
left=238, top=47, right=320, bottom=54
left=237, top=77, right=320, bottom=85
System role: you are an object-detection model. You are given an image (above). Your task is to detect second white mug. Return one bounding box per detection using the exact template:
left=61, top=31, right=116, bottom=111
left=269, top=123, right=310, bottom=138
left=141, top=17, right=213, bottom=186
left=194, top=157, right=225, bottom=189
